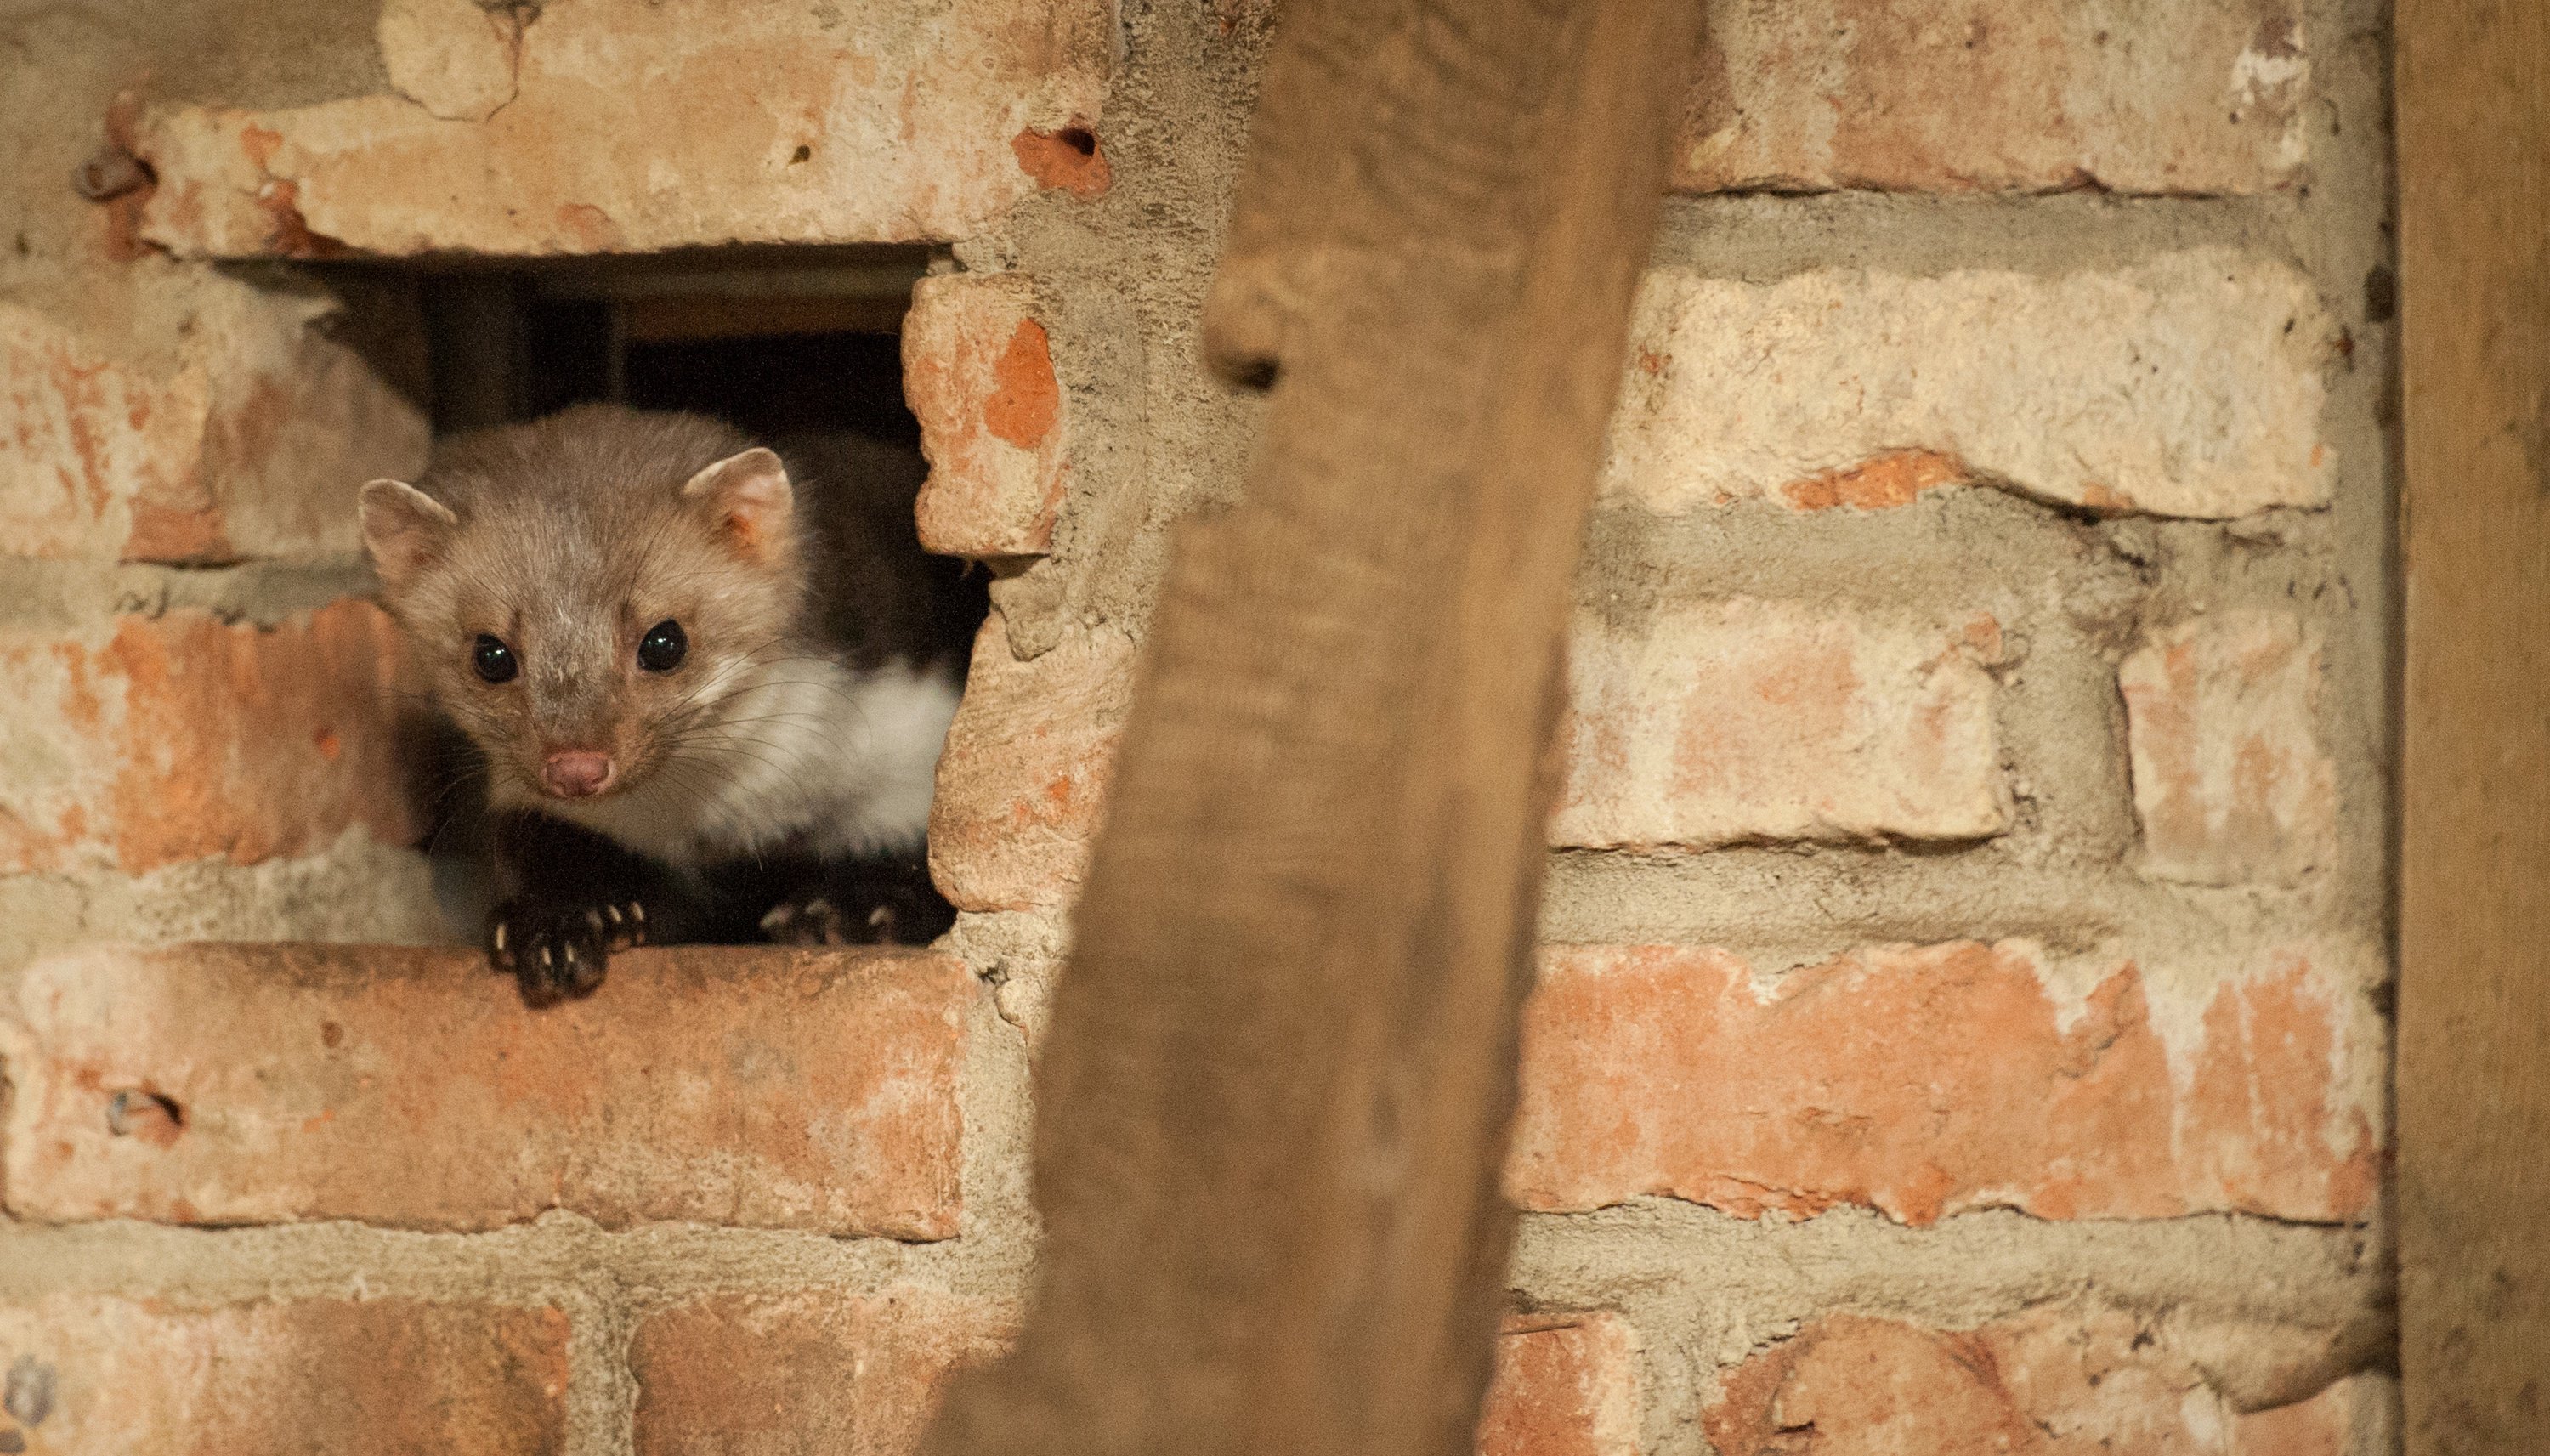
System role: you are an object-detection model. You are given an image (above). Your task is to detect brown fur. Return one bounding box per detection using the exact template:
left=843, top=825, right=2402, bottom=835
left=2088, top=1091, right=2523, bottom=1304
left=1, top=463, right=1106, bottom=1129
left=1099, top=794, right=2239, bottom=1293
left=362, top=405, right=802, bottom=806
left=359, top=405, right=978, bottom=1001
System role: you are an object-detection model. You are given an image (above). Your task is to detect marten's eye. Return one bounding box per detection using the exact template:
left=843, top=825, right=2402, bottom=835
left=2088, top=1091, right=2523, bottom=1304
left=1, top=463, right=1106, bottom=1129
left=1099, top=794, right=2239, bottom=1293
left=638, top=620, right=688, bottom=673
left=472, top=634, right=518, bottom=684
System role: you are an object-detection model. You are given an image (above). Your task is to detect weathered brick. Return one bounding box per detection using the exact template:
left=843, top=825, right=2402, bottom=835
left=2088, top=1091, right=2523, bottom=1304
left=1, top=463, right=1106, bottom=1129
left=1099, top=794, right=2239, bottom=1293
left=1012, top=124, right=1114, bottom=201
left=2237, top=1375, right=2386, bottom=1456
left=0, top=1293, right=568, bottom=1455
left=905, top=275, right=1068, bottom=559
left=3, top=943, right=972, bottom=1236
left=2122, top=611, right=2337, bottom=885
left=1477, top=1315, right=1641, bottom=1456
left=1508, top=941, right=2381, bottom=1224
left=0, top=303, right=210, bottom=560
left=378, top=0, right=524, bottom=122
left=1677, top=0, right=2309, bottom=195
left=0, top=293, right=428, bottom=562
left=1553, top=600, right=2007, bottom=850
left=1603, top=252, right=2335, bottom=519
left=631, top=1289, right=1013, bottom=1455
left=134, top=0, right=1114, bottom=258
left=930, top=617, right=1135, bottom=912
left=628, top=1300, right=1650, bottom=1456
left=0, top=603, right=418, bottom=875
left=1703, top=1306, right=2376, bottom=1456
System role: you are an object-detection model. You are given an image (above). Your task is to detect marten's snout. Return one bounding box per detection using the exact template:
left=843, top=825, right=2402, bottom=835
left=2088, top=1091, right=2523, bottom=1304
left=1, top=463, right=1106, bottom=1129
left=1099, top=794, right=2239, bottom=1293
left=541, top=750, right=615, bottom=797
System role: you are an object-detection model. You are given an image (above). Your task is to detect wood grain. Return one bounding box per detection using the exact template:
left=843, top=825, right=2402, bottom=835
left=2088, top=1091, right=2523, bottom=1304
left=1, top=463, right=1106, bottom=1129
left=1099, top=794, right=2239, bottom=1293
left=2396, top=0, right=2550, bottom=1448
left=918, top=2, right=1700, bottom=1453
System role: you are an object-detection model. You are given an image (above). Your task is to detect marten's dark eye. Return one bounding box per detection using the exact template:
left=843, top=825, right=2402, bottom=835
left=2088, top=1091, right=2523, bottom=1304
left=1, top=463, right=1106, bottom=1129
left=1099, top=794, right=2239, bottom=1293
left=638, top=620, right=688, bottom=673
left=472, top=634, right=518, bottom=684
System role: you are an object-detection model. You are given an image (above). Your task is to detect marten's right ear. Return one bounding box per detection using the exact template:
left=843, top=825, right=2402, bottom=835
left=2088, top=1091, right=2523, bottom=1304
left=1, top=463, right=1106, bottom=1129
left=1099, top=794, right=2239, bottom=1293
left=358, top=479, right=459, bottom=596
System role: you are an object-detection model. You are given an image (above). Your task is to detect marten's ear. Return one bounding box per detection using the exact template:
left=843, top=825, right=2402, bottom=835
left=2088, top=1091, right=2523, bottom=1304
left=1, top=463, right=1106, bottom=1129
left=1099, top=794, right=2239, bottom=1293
left=358, top=479, right=459, bottom=596
left=681, top=447, right=794, bottom=561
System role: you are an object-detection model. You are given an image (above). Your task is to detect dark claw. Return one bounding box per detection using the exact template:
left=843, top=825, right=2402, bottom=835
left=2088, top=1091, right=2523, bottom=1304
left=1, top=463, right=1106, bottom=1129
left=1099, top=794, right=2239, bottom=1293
left=484, top=898, right=645, bottom=1006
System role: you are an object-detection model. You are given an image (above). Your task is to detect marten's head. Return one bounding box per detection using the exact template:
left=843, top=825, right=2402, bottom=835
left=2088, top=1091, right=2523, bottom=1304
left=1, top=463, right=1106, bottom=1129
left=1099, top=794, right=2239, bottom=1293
left=360, top=405, right=806, bottom=806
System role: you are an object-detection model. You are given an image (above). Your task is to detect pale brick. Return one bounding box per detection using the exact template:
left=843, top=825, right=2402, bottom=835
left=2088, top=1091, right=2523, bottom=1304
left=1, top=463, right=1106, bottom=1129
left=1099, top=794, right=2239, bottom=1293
left=2122, top=611, right=2337, bottom=885
left=190, top=275, right=437, bottom=559
left=378, top=0, right=524, bottom=122
left=3, top=943, right=972, bottom=1237
left=905, top=275, right=1068, bottom=559
left=0, top=603, right=418, bottom=875
left=930, top=617, right=1135, bottom=912
left=1677, top=0, right=2309, bottom=195
left=0, top=303, right=210, bottom=560
left=0, top=291, right=428, bottom=561
left=2236, top=1375, right=2389, bottom=1456
left=1508, top=941, right=2381, bottom=1224
left=0, top=827, right=445, bottom=980
left=1477, top=1315, right=1641, bottom=1456
left=631, top=1289, right=1013, bottom=1456
left=134, top=0, right=1115, bottom=258
left=0, top=1294, right=567, bottom=1455
left=1552, top=600, right=2007, bottom=850
left=1703, top=1306, right=2369, bottom=1456
left=1603, top=251, right=2336, bottom=518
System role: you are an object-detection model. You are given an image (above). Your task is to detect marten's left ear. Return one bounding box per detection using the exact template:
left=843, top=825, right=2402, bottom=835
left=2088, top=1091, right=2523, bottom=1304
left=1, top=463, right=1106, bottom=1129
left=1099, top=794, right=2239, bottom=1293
left=681, top=447, right=795, bottom=560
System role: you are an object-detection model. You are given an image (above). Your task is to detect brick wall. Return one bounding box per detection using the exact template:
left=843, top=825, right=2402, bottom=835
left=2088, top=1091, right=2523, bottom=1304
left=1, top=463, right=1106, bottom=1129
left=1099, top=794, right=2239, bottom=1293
left=0, top=2, right=2394, bottom=1453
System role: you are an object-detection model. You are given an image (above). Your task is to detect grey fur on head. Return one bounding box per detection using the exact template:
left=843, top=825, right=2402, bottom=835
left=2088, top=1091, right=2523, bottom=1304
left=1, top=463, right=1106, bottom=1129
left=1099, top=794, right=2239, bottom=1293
left=359, top=405, right=809, bottom=809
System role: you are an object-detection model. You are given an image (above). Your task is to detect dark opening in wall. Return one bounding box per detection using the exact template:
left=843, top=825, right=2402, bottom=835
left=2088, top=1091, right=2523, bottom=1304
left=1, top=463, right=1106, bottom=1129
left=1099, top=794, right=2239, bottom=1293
left=416, top=246, right=931, bottom=440
left=338, top=246, right=984, bottom=938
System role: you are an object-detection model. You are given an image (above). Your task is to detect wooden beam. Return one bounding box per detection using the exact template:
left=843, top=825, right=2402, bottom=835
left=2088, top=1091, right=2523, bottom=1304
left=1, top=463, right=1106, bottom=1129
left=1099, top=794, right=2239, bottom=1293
left=2396, top=0, right=2550, bottom=1448
left=921, top=2, right=1699, bottom=1452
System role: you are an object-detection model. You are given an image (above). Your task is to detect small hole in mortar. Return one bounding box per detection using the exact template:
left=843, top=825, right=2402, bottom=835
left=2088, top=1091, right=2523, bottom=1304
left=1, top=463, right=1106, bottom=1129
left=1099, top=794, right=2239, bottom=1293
left=105, top=1089, right=184, bottom=1147
left=3, top=1357, right=49, bottom=1429
left=1054, top=127, right=1097, bottom=157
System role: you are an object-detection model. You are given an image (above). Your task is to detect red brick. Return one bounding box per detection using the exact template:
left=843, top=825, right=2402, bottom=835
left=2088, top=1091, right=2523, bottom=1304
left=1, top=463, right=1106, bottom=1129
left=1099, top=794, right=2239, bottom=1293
left=1703, top=1307, right=2372, bottom=1456
left=1477, top=1315, right=1641, bottom=1456
left=1604, top=255, right=2334, bottom=520
left=1553, top=600, right=2007, bottom=850
left=0, top=603, right=419, bottom=875
left=3, top=943, right=972, bottom=1237
left=1777, top=450, right=1969, bottom=513
left=1508, top=942, right=2380, bottom=1224
left=0, top=296, right=428, bottom=563
left=631, top=1289, right=1013, bottom=1455
left=133, top=0, right=1114, bottom=257
left=2122, top=612, right=2336, bottom=886
left=904, top=275, right=1069, bottom=559
left=0, top=1294, right=567, bottom=1454
left=1677, top=0, right=2308, bottom=195
left=929, top=617, right=1134, bottom=912
left=1012, top=124, right=1113, bottom=201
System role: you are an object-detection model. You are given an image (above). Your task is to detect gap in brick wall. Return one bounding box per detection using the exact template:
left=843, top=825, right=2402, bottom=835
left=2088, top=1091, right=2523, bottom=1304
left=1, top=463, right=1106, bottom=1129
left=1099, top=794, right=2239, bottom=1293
left=309, top=245, right=972, bottom=936
left=388, top=245, right=936, bottom=436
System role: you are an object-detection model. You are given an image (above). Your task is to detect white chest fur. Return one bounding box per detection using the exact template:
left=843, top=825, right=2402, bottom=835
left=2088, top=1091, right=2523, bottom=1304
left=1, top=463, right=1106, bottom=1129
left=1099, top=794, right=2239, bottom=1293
left=522, top=654, right=961, bottom=870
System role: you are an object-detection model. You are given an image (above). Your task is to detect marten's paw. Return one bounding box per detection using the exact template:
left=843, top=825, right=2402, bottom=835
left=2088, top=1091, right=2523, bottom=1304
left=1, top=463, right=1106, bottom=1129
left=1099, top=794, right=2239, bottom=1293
left=761, top=870, right=953, bottom=948
left=487, top=898, right=646, bottom=1004
left=760, top=892, right=884, bottom=946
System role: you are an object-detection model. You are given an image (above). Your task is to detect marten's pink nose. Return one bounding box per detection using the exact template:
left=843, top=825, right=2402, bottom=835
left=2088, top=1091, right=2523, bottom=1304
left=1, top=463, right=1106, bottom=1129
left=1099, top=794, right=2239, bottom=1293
left=541, top=750, right=614, bottom=797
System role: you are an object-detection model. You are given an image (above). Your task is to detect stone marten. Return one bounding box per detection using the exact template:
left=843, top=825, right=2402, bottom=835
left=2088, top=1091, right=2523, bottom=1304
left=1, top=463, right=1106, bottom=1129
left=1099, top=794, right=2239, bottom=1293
left=360, top=405, right=983, bottom=1003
